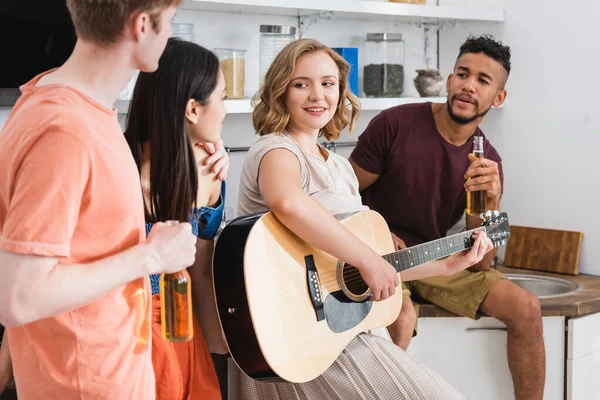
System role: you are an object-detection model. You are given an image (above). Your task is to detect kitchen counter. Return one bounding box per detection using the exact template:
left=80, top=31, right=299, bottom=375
left=416, top=265, right=600, bottom=318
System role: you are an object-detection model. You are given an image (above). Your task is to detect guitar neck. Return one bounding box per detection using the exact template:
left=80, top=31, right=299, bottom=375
left=384, top=227, right=485, bottom=273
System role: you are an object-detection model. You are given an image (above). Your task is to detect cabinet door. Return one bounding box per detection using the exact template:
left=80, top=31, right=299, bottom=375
left=567, top=353, right=600, bottom=400
left=418, top=316, right=564, bottom=400
left=568, top=312, right=600, bottom=360
left=567, top=312, right=600, bottom=400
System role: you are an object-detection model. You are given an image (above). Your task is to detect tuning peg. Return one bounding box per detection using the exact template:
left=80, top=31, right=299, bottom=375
left=480, top=212, right=487, bottom=221
left=500, top=240, right=506, bottom=247
left=492, top=210, right=500, bottom=217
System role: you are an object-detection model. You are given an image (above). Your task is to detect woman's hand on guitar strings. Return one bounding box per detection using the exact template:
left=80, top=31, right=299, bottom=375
left=442, top=231, right=494, bottom=275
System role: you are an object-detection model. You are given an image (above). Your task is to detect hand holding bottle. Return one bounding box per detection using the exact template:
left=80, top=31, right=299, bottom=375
left=464, top=153, right=502, bottom=209
left=147, top=221, right=196, bottom=342
left=145, top=221, right=197, bottom=275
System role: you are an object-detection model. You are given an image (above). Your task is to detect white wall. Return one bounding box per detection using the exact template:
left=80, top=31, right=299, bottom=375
left=0, top=8, right=431, bottom=225
left=439, top=0, right=600, bottom=274
left=0, top=108, right=10, bottom=130
left=171, top=7, right=436, bottom=217
left=3, top=1, right=598, bottom=275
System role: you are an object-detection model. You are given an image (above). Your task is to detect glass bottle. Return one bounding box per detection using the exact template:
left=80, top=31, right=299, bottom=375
left=160, top=270, right=193, bottom=341
left=156, top=220, right=193, bottom=342
left=466, top=135, right=487, bottom=217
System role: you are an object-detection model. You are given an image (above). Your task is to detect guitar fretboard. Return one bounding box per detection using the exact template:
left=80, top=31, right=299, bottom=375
left=384, top=227, right=485, bottom=272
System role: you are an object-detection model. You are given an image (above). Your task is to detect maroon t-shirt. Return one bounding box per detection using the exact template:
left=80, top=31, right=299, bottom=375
left=350, top=102, right=503, bottom=247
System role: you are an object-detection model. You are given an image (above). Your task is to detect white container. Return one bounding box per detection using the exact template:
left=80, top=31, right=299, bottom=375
left=171, top=23, right=195, bottom=42
left=259, top=25, right=296, bottom=84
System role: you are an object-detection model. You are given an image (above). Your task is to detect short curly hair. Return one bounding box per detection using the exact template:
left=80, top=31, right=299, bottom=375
left=252, top=38, right=360, bottom=141
left=458, top=35, right=511, bottom=76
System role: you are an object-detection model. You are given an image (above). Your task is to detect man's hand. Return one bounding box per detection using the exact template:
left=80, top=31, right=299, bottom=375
left=197, top=139, right=230, bottom=181
left=145, top=222, right=197, bottom=275
left=464, top=153, right=501, bottom=208
left=390, top=232, right=407, bottom=251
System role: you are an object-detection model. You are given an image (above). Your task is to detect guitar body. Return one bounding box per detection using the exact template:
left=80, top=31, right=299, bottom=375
left=214, top=210, right=402, bottom=383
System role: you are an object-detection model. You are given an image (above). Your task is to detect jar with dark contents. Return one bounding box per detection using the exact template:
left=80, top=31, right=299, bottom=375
left=363, top=33, right=405, bottom=98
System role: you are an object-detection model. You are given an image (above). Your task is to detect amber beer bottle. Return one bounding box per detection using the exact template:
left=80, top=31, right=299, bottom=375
left=160, top=221, right=194, bottom=342
left=466, top=135, right=487, bottom=217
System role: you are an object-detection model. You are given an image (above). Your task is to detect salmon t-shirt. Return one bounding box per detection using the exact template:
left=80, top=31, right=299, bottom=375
left=0, top=71, right=155, bottom=399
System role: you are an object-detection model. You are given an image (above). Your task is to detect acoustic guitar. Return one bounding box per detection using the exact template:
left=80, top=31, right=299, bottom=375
left=214, top=209, right=510, bottom=383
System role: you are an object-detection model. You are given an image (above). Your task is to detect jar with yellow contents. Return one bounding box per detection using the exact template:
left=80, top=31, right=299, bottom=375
left=388, top=0, right=426, bottom=4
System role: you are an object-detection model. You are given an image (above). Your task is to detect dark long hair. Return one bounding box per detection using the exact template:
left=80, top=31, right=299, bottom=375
left=125, top=38, right=220, bottom=223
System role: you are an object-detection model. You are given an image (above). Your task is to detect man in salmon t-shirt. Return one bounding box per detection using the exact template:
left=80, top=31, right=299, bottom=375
left=0, top=1, right=206, bottom=399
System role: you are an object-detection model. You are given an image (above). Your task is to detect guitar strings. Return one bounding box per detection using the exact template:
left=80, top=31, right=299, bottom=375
left=314, top=227, right=495, bottom=287
left=339, top=242, right=474, bottom=285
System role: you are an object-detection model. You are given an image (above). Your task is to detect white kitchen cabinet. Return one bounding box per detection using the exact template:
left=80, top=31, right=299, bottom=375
left=226, top=316, right=567, bottom=400
left=567, top=312, right=600, bottom=400
left=567, top=354, right=600, bottom=400
left=418, top=316, right=565, bottom=400
left=115, top=97, right=505, bottom=115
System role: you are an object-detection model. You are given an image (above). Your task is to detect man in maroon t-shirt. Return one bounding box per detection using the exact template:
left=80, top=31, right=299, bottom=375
left=350, top=36, right=545, bottom=400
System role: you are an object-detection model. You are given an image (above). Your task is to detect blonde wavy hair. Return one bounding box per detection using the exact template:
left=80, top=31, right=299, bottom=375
left=252, top=38, right=360, bottom=141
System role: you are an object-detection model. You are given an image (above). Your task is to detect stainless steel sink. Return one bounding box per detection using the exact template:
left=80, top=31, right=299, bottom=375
left=505, top=274, right=583, bottom=299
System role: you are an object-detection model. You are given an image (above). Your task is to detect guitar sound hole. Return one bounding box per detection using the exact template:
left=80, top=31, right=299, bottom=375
left=342, top=264, right=370, bottom=296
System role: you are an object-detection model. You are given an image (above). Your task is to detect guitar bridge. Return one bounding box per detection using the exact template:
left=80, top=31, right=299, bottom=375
left=305, top=255, right=325, bottom=321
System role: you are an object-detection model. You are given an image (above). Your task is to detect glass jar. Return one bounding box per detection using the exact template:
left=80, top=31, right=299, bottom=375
left=363, top=33, right=405, bottom=98
left=215, top=48, right=246, bottom=99
left=259, top=25, right=297, bottom=84
left=171, top=23, right=195, bottom=42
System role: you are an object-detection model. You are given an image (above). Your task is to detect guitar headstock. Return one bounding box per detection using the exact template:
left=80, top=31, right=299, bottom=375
left=481, top=210, right=511, bottom=248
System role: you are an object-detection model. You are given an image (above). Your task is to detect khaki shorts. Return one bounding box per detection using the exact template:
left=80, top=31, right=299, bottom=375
left=402, top=268, right=505, bottom=331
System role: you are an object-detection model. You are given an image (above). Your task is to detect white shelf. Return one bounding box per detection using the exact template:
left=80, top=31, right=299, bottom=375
left=115, top=98, right=255, bottom=114
left=224, top=98, right=255, bottom=113
left=116, top=97, right=498, bottom=114
left=181, top=0, right=504, bottom=23
left=360, top=96, right=445, bottom=110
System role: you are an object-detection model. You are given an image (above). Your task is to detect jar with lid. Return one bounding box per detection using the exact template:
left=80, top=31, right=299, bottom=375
left=215, top=48, right=246, bottom=99
left=388, top=0, right=425, bottom=4
left=171, top=23, right=195, bottom=42
left=259, top=25, right=297, bottom=84
left=363, top=33, right=405, bottom=98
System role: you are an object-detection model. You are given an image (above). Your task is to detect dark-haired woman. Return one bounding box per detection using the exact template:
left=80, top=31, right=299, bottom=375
left=125, top=38, right=228, bottom=400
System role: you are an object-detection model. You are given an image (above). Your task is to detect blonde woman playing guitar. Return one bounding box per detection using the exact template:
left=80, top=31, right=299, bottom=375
left=230, top=38, right=495, bottom=400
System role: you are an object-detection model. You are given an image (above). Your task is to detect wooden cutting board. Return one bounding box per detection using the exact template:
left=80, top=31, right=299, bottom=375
left=503, top=226, right=584, bottom=275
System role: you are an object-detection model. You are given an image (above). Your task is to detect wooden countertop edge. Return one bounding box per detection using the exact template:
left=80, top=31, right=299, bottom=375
left=415, top=266, right=600, bottom=319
